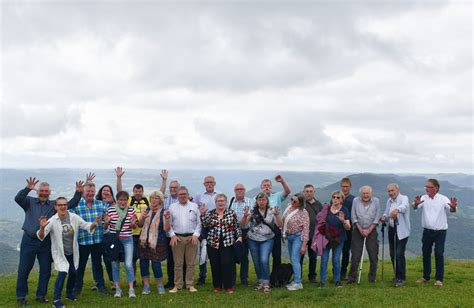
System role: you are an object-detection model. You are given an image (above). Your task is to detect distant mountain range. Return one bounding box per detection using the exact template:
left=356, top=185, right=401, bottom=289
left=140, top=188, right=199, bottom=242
left=0, top=169, right=472, bottom=274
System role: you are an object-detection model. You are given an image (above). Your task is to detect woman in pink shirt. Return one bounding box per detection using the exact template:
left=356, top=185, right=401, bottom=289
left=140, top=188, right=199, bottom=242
left=281, top=193, right=309, bottom=291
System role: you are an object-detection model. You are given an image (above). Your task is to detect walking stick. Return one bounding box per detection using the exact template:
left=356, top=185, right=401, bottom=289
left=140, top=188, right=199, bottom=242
left=381, top=222, right=386, bottom=281
left=357, top=237, right=367, bottom=285
left=393, top=218, right=398, bottom=282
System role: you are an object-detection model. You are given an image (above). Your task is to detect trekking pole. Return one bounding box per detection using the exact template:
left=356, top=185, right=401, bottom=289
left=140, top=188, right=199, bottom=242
left=393, top=218, right=398, bottom=282
left=381, top=222, right=386, bottom=281
left=357, top=237, right=367, bottom=285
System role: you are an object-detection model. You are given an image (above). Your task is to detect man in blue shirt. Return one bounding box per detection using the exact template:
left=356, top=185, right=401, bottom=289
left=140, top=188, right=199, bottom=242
left=14, top=177, right=83, bottom=306
left=259, top=175, right=291, bottom=272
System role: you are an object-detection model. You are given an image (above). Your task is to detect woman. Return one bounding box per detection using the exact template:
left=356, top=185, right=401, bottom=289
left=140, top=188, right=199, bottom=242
left=105, top=191, right=137, bottom=298
left=96, top=185, right=115, bottom=289
left=281, top=193, right=309, bottom=291
left=136, top=191, right=168, bottom=295
left=37, top=197, right=100, bottom=308
left=200, top=193, right=241, bottom=294
left=241, top=192, right=283, bottom=293
left=313, top=191, right=351, bottom=288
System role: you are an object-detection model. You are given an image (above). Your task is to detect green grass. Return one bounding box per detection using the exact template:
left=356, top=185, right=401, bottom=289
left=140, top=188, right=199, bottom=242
left=1, top=258, right=473, bottom=307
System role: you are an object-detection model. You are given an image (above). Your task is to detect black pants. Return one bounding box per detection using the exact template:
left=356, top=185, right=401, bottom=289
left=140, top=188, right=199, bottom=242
left=422, top=229, right=446, bottom=281
left=300, top=238, right=317, bottom=280
left=340, top=229, right=352, bottom=278
left=75, top=244, right=105, bottom=294
left=272, top=228, right=282, bottom=272
left=207, top=244, right=235, bottom=290
left=348, top=228, right=379, bottom=282
left=388, top=226, right=408, bottom=281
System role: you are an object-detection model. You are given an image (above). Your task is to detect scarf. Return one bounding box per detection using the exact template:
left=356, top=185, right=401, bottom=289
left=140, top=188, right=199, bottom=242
left=282, top=205, right=299, bottom=237
left=115, top=205, right=129, bottom=232
left=139, top=208, right=162, bottom=250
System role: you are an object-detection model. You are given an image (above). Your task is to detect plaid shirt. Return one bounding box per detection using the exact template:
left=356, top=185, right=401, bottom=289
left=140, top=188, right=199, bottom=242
left=201, top=209, right=241, bottom=249
left=71, top=198, right=107, bottom=245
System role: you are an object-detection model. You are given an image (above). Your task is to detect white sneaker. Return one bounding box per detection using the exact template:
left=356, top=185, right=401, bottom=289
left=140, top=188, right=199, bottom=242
left=287, top=282, right=303, bottom=291
left=129, top=288, right=136, bottom=298
left=114, top=288, right=122, bottom=298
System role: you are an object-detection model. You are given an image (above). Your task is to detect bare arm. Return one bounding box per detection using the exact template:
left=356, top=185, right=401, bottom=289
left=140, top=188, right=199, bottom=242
left=159, top=169, right=168, bottom=194
left=115, top=167, right=124, bottom=192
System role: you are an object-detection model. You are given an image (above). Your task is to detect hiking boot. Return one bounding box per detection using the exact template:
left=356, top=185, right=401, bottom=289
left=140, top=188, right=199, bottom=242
left=434, top=280, right=443, bottom=287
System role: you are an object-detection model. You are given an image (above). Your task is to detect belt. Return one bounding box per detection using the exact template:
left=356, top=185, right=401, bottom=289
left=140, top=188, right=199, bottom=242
left=175, top=233, right=193, bottom=237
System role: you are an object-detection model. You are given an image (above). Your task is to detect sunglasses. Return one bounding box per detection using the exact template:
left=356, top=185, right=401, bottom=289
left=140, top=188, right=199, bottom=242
left=332, top=195, right=341, bottom=199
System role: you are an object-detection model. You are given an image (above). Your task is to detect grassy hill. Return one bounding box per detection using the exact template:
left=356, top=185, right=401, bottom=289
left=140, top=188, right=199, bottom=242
left=1, top=259, right=473, bottom=307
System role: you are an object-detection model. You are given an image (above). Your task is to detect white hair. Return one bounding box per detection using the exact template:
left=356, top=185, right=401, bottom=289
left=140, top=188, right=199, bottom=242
left=359, top=185, right=373, bottom=194
left=387, top=183, right=400, bottom=190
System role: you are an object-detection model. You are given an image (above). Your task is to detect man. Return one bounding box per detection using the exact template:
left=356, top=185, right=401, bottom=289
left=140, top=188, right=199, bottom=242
left=164, top=186, right=202, bottom=293
left=380, top=183, right=410, bottom=287
left=259, top=175, right=291, bottom=271
left=14, top=177, right=83, bottom=306
left=115, top=166, right=152, bottom=285
left=340, top=177, right=355, bottom=280
left=348, top=185, right=381, bottom=284
left=72, top=182, right=109, bottom=296
left=413, top=178, right=457, bottom=287
left=159, top=170, right=181, bottom=288
left=229, top=183, right=253, bottom=285
left=299, top=184, right=322, bottom=283
left=193, top=176, right=219, bottom=285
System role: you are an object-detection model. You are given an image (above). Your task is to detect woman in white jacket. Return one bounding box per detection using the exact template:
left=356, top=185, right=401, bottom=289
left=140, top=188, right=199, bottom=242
left=38, top=197, right=100, bottom=308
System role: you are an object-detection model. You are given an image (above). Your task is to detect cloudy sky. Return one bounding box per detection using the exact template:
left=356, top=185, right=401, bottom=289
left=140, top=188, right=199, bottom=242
left=0, top=1, right=472, bottom=173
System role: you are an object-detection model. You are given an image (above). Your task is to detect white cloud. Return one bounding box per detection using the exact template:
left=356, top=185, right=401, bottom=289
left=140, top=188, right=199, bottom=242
left=0, top=1, right=472, bottom=173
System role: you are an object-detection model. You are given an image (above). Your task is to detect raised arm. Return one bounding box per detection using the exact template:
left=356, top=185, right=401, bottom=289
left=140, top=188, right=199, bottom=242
left=275, top=175, right=291, bottom=199
left=15, top=177, right=38, bottom=210
left=68, top=180, right=84, bottom=209
left=37, top=216, right=52, bottom=241
left=115, top=166, right=125, bottom=192
left=159, top=169, right=168, bottom=194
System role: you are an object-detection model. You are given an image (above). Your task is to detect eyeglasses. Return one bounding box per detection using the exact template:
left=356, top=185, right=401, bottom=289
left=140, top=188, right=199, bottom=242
left=332, top=196, right=341, bottom=199
left=56, top=203, right=68, bottom=207
left=291, top=199, right=298, bottom=203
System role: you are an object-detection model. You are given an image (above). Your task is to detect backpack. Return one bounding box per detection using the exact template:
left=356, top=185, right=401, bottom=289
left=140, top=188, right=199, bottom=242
left=270, top=263, right=294, bottom=288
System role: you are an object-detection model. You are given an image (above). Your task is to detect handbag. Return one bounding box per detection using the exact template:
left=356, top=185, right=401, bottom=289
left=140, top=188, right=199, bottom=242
left=103, top=218, right=125, bottom=262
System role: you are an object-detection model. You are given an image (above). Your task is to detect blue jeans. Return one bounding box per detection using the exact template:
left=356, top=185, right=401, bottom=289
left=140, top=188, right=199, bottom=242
left=422, top=229, right=446, bottom=281
left=287, top=233, right=303, bottom=284
left=53, top=254, right=76, bottom=301
left=140, top=259, right=163, bottom=279
left=112, top=237, right=135, bottom=284
left=75, top=243, right=105, bottom=294
left=16, top=233, right=52, bottom=299
left=247, top=238, right=274, bottom=283
left=320, top=241, right=344, bottom=284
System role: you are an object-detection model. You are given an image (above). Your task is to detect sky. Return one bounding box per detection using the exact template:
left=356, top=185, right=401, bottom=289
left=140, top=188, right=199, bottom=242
left=0, top=1, right=472, bottom=173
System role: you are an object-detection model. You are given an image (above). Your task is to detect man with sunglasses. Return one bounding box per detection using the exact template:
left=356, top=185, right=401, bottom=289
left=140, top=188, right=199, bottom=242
left=413, top=179, right=457, bottom=287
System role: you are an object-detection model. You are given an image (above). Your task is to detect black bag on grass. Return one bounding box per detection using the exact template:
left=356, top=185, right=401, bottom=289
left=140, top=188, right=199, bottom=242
left=270, top=263, right=294, bottom=287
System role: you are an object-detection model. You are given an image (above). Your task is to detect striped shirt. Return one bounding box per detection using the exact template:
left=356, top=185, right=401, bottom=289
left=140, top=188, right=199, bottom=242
left=168, top=201, right=201, bottom=238
left=71, top=198, right=107, bottom=245
left=107, top=206, right=137, bottom=238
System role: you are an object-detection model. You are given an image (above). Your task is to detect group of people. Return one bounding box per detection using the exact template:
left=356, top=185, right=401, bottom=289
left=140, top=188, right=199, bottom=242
left=15, top=169, right=458, bottom=307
